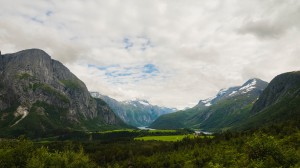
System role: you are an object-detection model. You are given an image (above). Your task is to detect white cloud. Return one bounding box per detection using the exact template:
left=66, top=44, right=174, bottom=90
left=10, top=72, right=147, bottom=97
left=1, top=0, right=300, bottom=109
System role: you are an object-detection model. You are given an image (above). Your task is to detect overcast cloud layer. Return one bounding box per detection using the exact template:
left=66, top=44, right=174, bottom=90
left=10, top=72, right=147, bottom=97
left=1, top=0, right=300, bottom=109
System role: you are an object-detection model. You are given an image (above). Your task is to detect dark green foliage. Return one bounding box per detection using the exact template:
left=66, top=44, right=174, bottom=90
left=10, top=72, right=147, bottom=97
left=0, top=136, right=34, bottom=167
left=0, top=101, right=70, bottom=138
left=37, top=124, right=299, bottom=167
left=114, top=128, right=299, bottom=167
left=0, top=123, right=299, bottom=167
left=0, top=137, right=96, bottom=168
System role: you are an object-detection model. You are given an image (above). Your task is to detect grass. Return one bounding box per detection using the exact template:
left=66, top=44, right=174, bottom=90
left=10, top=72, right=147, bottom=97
left=135, top=135, right=189, bottom=142
left=97, top=129, right=137, bottom=133
left=97, top=129, right=181, bottom=134
left=135, top=134, right=214, bottom=142
left=148, top=129, right=176, bottom=133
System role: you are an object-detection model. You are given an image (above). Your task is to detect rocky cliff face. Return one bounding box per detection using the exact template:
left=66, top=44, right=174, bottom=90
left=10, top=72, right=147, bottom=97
left=0, top=49, right=126, bottom=137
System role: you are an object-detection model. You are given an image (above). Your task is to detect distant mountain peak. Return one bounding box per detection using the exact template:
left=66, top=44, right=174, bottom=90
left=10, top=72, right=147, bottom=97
left=197, top=78, right=268, bottom=107
left=90, top=92, right=177, bottom=127
left=137, top=100, right=150, bottom=106
left=238, top=79, right=257, bottom=94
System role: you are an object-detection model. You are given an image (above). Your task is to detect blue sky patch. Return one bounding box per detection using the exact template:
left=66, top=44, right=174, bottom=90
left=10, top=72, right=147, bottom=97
left=122, top=37, right=153, bottom=51
left=143, top=64, right=159, bottom=74
left=88, top=63, right=160, bottom=84
left=88, top=64, right=120, bottom=71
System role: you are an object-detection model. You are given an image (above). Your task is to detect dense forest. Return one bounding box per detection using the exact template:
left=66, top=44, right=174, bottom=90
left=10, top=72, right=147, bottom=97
left=0, top=122, right=299, bottom=168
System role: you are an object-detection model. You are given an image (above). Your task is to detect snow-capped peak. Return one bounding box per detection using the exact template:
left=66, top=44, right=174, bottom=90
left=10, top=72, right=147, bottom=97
left=197, top=78, right=267, bottom=107
left=239, top=79, right=257, bottom=94
left=138, top=100, right=150, bottom=106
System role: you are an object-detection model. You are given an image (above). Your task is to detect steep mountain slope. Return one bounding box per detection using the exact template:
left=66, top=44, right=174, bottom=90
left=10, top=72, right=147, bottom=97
left=90, top=92, right=176, bottom=126
left=237, top=71, right=300, bottom=130
left=150, top=79, right=268, bottom=131
left=0, top=49, right=127, bottom=137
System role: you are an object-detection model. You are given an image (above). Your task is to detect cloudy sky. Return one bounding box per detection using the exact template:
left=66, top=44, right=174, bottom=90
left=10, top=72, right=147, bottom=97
left=1, top=0, right=300, bottom=109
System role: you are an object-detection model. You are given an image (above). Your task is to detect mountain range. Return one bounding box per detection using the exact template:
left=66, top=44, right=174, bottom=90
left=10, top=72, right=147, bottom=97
left=151, top=72, right=300, bottom=132
left=0, top=48, right=299, bottom=138
left=150, top=78, right=269, bottom=130
left=90, top=92, right=176, bottom=127
left=0, top=49, right=128, bottom=138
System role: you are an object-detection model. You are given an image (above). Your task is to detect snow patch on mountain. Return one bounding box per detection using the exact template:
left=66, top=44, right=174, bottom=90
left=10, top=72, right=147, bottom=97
left=205, top=102, right=212, bottom=107
left=200, top=96, right=216, bottom=107
left=139, top=100, right=150, bottom=106
left=239, top=79, right=257, bottom=94
left=229, top=91, right=237, bottom=96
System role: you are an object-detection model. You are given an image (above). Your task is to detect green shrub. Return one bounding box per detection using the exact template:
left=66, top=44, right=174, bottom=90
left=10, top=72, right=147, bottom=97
left=33, top=83, right=69, bottom=103
left=27, top=147, right=96, bottom=168
left=17, top=73, right=32, bottom=80
left=246, top=133, right=285, bottom=166
left=60, top=80, right=82, bottom=90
